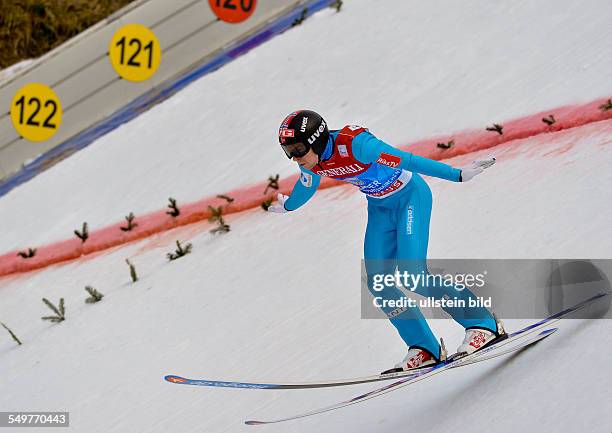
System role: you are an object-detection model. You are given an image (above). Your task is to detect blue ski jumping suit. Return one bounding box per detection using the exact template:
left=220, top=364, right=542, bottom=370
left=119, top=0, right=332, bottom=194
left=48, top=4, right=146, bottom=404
left=283, top=125, right=496, bottom=358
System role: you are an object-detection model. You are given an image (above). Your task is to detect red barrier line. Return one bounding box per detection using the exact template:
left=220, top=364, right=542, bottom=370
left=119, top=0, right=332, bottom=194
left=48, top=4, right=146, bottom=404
left=1, top=96, right=611, bottom=277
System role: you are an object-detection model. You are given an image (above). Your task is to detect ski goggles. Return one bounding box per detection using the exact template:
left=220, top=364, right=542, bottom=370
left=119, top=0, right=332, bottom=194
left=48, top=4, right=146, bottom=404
left=280, top=141, right=309, bottom=159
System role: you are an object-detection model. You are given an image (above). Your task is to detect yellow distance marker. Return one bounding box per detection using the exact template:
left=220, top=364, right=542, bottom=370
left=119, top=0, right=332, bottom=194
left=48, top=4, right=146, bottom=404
left=109, top=24, right=161, bottom=82
left=10, top=83, right=62, bottom=142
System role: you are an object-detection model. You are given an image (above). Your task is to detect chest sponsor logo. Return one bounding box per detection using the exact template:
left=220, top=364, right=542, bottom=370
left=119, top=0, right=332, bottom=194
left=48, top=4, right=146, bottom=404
left=347, top=125, right=362, bottom=131
left=338, top=144, right=348, bottom=157
left=368, top=179, right=404, bottom=197
left=376, top=152, right=401, bottom=168
left=314, top=163, right=366, bottom=177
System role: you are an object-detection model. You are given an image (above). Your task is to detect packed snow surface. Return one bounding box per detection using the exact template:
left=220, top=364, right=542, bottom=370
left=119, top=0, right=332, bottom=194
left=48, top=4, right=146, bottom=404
left=1, top=1, right=611, bottom=432
left=0, top=0, right=611, bottom=252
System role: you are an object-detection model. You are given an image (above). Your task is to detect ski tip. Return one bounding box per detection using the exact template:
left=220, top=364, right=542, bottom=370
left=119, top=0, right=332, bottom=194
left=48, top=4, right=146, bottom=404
left=539, top=328, right=558, bottom=336
left=245, top=420, right=265, bottom=425
left=164, top=375, right=189, bottom=384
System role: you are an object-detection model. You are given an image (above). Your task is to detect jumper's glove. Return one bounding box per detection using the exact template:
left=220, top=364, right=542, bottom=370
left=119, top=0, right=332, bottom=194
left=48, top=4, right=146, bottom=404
left=459, top=158, right=496, bottom=182
left=268, top=193, right=290, bottom=213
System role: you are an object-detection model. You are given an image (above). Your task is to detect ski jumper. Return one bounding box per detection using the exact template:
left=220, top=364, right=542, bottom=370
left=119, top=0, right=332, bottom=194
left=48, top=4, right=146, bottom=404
left=284, top=125, right=496, bottom=358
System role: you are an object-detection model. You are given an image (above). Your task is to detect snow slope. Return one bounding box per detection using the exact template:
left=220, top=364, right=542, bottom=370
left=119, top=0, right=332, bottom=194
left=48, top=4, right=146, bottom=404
left=1, top=121, right=611, bottom=433
left=1, top=1, right=612, bottom=432
left=1, top=0, right=611, bottom=252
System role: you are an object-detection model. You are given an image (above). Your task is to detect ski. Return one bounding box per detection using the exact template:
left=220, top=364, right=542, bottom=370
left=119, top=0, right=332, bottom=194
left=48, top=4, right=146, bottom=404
left=243, top=292, right=607, bottom=425
left=164, top=367, right=422, bottom=390
left=243, top=328, right=557, bottom=425
left=164, top=292, right=607, bottom=392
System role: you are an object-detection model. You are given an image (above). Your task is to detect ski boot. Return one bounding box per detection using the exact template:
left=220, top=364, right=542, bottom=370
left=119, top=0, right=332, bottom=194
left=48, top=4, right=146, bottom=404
left=453, top=314, right=508, bottom=360
left=381, top=338, right=447, bottom=375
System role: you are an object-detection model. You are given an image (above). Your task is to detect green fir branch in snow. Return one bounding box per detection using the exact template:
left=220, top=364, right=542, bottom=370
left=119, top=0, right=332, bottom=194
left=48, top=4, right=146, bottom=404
left=264, top=174, right=280, bottom=195
left=436, top=140, right=454, bottom=149
left=41, top=298, right=65, bottom=323
left=167, top=197, right=180, bottom=217
left=216, top=194, right=234, bottom=204
left=74, top=222, right=89, bottom=242
left=120, top=212, right=137, bottom=231
left=1, top=322, right=22, bottom=345
left=84, top=286, right=104, bottom=303
left=486, top=124, right=504, bottom=135
left=207, top=206, right=230, bottom=234
left=208, top=205, right=223, bottom=223
left=126, top=259, right=138, bottom=282
left=167, top=240, right=193, bottom=261
left=542, top=115, right=556, bottom=126
left=261, top=199, right=273, bottom=211
left=599, top=99, right=612, bottom=112
left=291, top=7, right=308, bottom=26
left=17, top=248, right=37, bottom=258
left=210, top=222, right=230, bottom=234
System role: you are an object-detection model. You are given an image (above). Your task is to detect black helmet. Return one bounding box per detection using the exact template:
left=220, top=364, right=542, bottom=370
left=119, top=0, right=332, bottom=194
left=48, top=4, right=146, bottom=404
left=278, top=110, right=329, bottom=159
